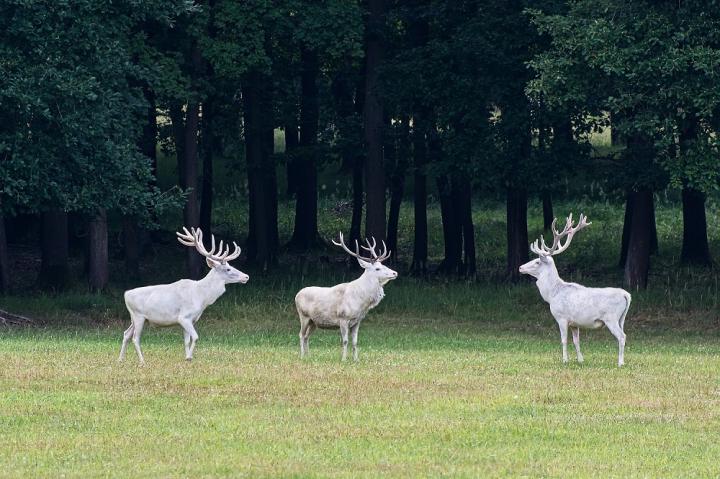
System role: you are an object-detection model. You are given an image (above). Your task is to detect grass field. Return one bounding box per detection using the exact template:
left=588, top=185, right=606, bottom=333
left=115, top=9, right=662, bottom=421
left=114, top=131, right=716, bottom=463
left=1, top=289, right=720, bottom=478
left=2, top=199, right=720, bottom=477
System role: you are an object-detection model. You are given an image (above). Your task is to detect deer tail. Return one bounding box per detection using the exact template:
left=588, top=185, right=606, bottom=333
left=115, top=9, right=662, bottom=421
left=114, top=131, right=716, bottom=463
left=620, top=291, right=632, bottom=332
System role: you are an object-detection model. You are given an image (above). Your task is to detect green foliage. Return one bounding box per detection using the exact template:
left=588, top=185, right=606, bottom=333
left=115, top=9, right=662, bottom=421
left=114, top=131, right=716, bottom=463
left=529, top=1, right=720, bottom=193
left=0, top=0, right=189, bottom=218
left=207, top=1, right=362, bottom=80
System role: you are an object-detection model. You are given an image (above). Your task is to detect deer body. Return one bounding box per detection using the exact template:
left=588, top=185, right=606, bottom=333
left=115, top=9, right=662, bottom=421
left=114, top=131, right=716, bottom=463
left=296, top=272, right=385, bottom=328
left=119, top=227, right=248, bottom=363
left=295, top=233, right=397, bottom=361
left=124, top=273, right=227, bottom=327
left=520, top=214, right=631, bottom=367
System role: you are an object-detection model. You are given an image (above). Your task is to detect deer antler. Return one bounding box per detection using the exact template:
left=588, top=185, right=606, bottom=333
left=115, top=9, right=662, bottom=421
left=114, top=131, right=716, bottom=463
left=360, top=236, right=391, bottom=263
left=530, top=213, right=591, bottom=257
left=332, top=232, right=391, bottom=263
left=176, top=227, right=241, bottom=263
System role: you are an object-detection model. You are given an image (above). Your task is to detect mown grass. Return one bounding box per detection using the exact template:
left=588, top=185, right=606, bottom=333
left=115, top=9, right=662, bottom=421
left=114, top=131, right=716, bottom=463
left=1, top=198, right=720, bottom=477
left=1, top=303, right=720, bottom=478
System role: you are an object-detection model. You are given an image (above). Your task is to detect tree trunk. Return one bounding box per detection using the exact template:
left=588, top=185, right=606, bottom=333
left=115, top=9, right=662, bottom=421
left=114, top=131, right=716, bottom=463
left=507, top=187, right=529, bottom=282
left=542, top=192, right=554, bottom=231
left=169, top=103, right=186, bottom=186
left=386, top=169, right=405, bottom=262
left=285, top=115, right=299, bottom=197
left=552, top=118, right=573, bottom=151
left=678, top=117, right=709, bottom=265
left=619, top=191, right=634, bottom=267
left=350, top=157, right=364, bottom=247
left=649, top=198, right=658, bottom=255
left=363, top=0, right=386, bottom=241
left=266, top=123, right=279, bottom=257
left=681, top=187, right=711, bottom=265
left=408, top=9, right=429, bottom=273
left=122, top=217, right=140, bottom=278
left=624, top=189, right=652, bottom=290
left=39, top=210, right=69, bottom=290
left=289, top=47, right=320, bottom=250
left=386, top=117, right=407, bottom=263
left=88, top=209, right=109, bottom=292
left=349, top=74, right=366, bottom=248
left=411, top=115, right=428, bottom=274
left=332, top=69, right=357, bottom=173
left=457, top=176, right=476, bottom=276
left=438, top=175, right=462, bottom=274
left=620, top=189, right=657, bottom=265
left=200, top=98, right=215, bottom=236
left=182, top=99, right=203, bottom=279
left=0, top=215, right=10, bottom=293
left=244, top=79, right=266, bottom=265
left=331, top=66, right=364, bottom=249
left=243, top=70, right=277, bottom=269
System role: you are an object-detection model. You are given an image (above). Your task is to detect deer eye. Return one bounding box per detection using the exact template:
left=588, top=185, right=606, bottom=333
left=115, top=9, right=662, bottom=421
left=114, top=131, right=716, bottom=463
left=375, top=268, right=380, bottom=271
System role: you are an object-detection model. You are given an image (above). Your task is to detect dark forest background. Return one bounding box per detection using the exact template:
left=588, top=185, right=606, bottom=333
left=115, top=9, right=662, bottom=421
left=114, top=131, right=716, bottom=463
left=2, top=0, right=720, bottom=295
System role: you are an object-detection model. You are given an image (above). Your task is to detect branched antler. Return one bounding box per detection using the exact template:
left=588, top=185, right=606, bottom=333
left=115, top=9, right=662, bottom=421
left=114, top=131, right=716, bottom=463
left=530, top=213, right=591, bottom=257
left=176, top=227, right=241, bottom=263
left=332, top=232, right=391, bottom=263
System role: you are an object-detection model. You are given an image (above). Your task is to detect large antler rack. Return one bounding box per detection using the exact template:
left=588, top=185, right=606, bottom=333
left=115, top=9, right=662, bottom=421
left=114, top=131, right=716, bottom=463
left=176, top=227, right=241, bottom=264
left=529, top=213, right=591, bottom=257
left=332, top=232, right=391, bottom=264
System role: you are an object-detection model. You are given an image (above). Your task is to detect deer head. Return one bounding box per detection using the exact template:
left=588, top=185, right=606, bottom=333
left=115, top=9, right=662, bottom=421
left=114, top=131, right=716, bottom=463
left=333, top=232, right=398, bottom=284
left=176, top=227, right=249, bottom=284
left=519, top=213, right=591, bottom=279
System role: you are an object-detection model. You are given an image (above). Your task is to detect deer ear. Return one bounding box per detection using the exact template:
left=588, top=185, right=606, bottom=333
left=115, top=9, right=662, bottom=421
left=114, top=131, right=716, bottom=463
left=357, top=258, right=372, bottom=269
left=206, top=257, right=221, bottom=269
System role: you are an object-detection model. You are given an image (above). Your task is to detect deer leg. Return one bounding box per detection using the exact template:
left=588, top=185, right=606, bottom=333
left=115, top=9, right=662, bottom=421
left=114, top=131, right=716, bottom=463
left=119, top=323, right=134, bottom=362
left=571, top=327, right=583, bottom=363
left=131, top=315, right=146, bottom=364
left=180, top=319, right=199, bottom=361
left=299, top=317, right=311, bottom=358
left=350, top=322, right=360, bottom=362
left=339, top=323, right=350, bottom=362
left=299, top=324, right=306, bottom=358
left=183, top=329, right=191, bottom=358
left=605, top=320, right=626, bottom=367
left=303, top=322, right=316, bottom=357
left=557, top=320, right=569, bottom=364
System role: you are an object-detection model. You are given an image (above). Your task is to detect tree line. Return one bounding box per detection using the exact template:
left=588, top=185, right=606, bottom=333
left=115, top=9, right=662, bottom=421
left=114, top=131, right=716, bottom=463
left=1, top=0, right=719, bottom=294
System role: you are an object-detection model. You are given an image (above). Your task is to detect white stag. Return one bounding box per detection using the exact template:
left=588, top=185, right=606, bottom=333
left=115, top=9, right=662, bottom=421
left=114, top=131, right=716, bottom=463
left=519, top=214, right=631, bottom=367
left=119, top=227, right=249, bottom=363
left=295, top=233, right=398, bottom=361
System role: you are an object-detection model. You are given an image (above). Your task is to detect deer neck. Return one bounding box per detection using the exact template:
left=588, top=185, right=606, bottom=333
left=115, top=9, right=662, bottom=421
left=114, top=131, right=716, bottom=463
left=536, top=262, right=563, bottom=303
left=197, top=268, right=227, bottom=306
left=354, top=270, right=385, bottom=304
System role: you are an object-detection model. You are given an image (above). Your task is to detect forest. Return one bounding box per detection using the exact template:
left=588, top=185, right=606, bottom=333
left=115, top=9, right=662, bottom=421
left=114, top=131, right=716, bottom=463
left=2, top=0, right=719, bottom=295
left=2, top=1, right=720, bottom=477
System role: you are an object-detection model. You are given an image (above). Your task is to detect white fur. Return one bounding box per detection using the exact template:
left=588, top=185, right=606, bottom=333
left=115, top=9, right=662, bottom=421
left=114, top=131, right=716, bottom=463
left=119, top=257, right=249, bottom=363
left=520, top=255, right=631, bottom=366
left=295, top=258, right=397, bottom=361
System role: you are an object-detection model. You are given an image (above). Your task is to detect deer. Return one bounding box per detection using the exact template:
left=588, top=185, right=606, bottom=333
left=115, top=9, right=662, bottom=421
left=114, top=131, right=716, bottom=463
left=119, top=227, right=249, bottom=364
left=295, top=233, right=398, bottom=361
left=519, top=213, right=631, bottom=367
